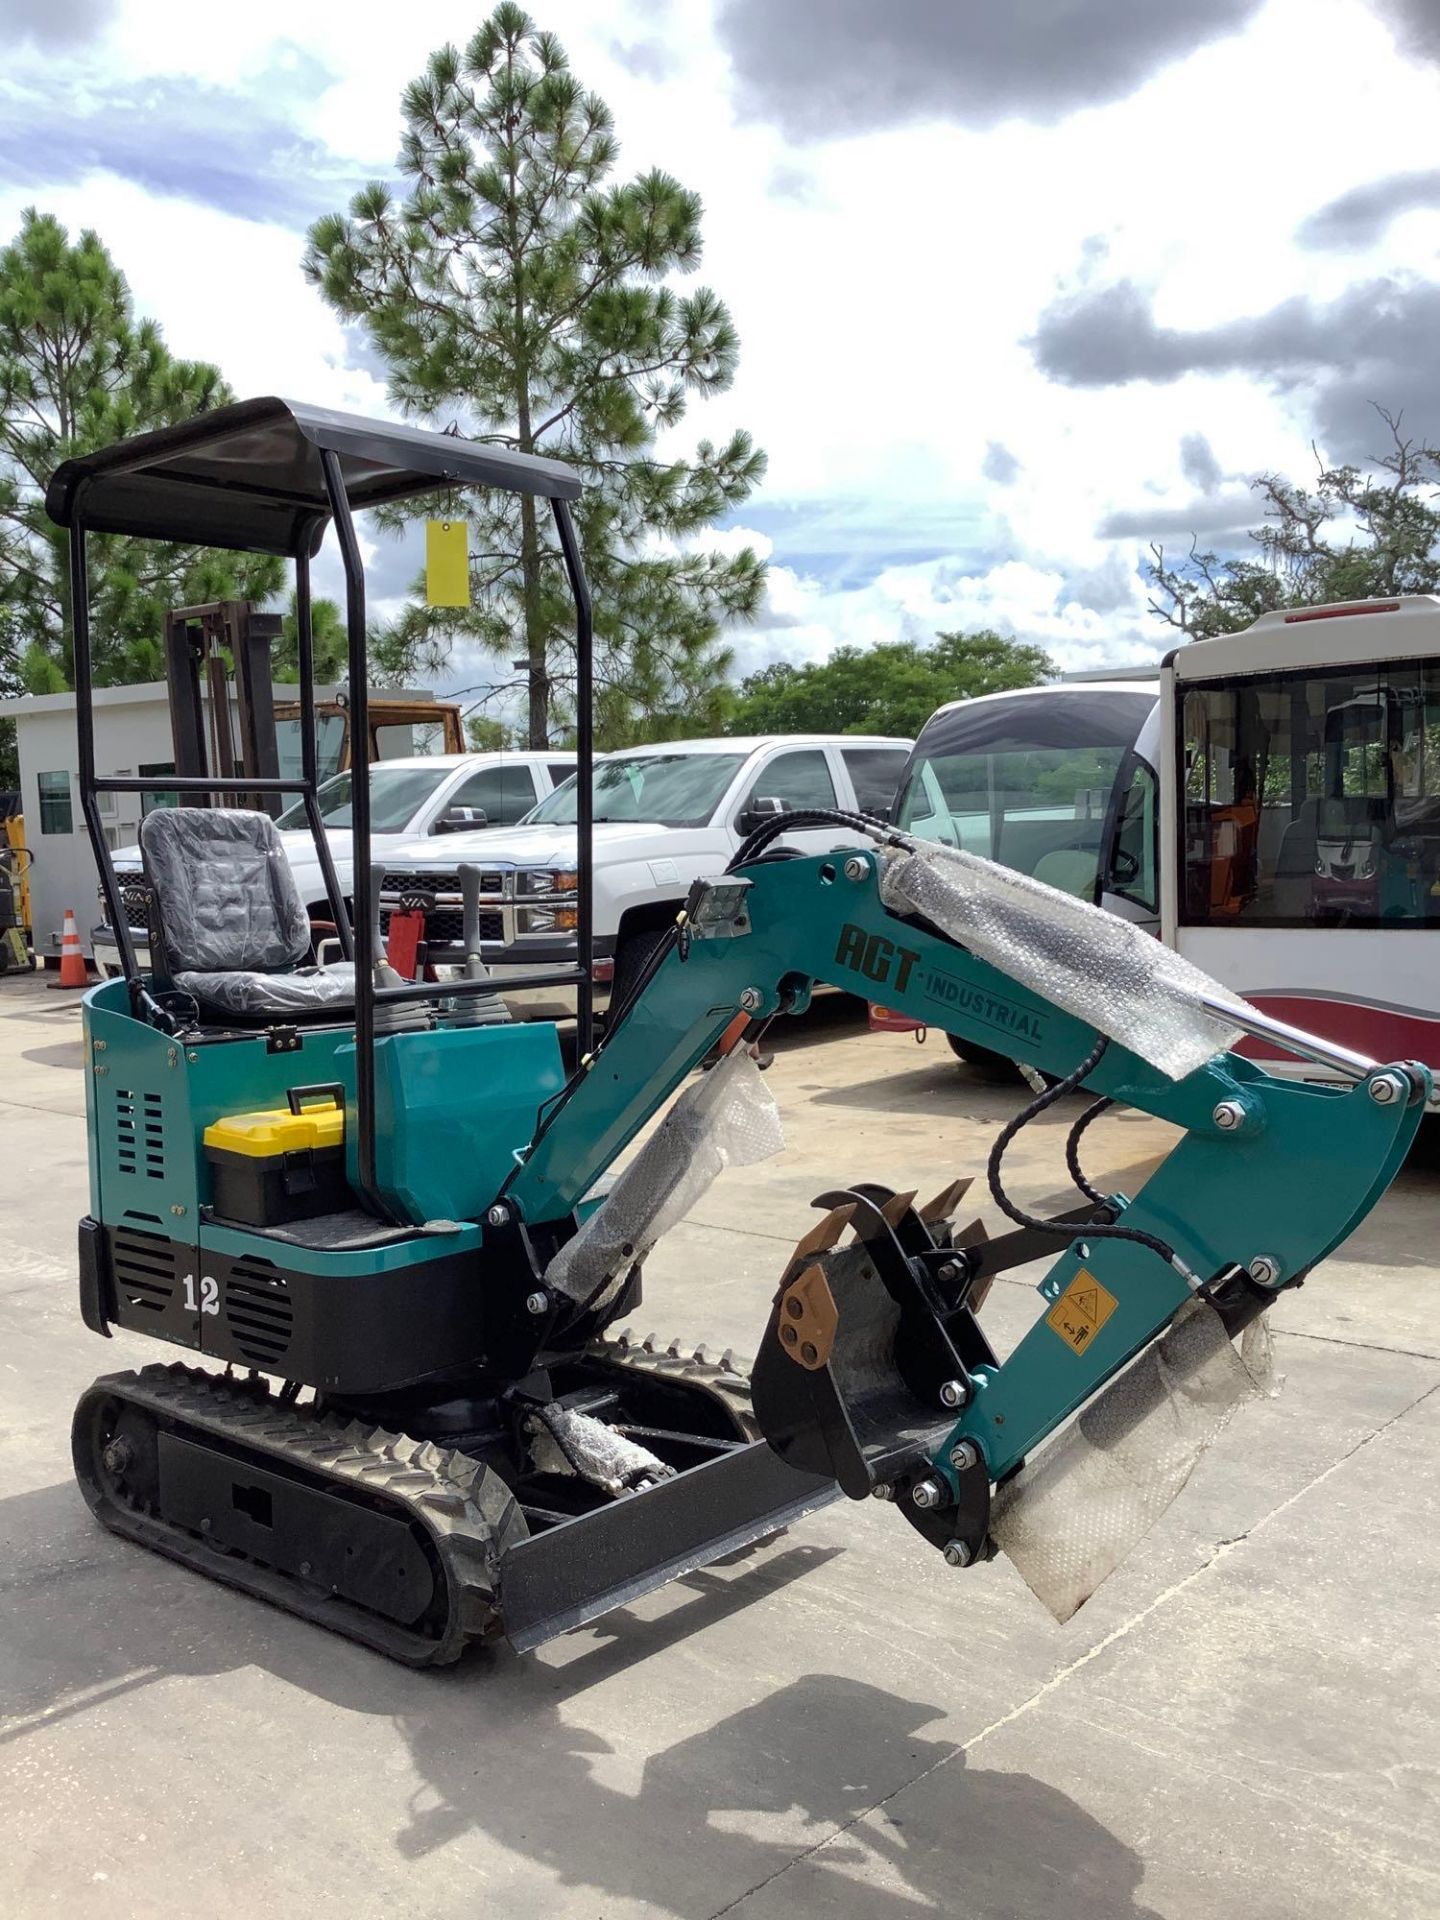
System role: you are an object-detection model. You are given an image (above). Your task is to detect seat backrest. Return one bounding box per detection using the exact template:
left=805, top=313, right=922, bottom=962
left=139, top=807, right=311, bottom=975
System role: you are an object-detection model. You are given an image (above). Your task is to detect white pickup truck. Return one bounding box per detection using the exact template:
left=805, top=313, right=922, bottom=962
left=378, top=734, right=911, bottom=1016
left=100, top=750, right=575, bottom=967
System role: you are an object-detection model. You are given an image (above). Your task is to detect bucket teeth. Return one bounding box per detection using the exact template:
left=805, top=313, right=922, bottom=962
left=920, top=1177, right=974, bottom=1223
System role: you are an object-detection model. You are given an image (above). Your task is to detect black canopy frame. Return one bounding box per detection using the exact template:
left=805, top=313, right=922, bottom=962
left=49, top=396, right=595, bottom=1221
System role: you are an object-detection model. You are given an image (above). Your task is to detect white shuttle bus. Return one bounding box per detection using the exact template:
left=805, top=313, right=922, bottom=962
left=886, top=596, right=1440, bottom=1089
left=1162, top=596, right=1440, bottom=1082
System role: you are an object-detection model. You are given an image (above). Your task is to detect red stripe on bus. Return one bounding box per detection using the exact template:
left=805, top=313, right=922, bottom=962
left=1235, top=995, right=1440, bottom=1068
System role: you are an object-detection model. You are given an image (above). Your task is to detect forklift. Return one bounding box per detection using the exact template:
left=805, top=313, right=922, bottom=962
left=49, top=399, right=1430, bottom=1663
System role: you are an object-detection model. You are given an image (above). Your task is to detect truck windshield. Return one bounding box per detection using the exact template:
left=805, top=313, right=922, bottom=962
left=527, top=753, right=746, bottom=828
left=276, top=764, right=454, bottom=833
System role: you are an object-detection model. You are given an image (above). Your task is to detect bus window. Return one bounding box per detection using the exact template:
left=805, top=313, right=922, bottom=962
left=1179, top=661, right=1440, bottom=928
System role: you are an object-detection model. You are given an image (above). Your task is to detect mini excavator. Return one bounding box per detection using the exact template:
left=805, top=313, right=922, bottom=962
left=49, top=401, right=1430, bottom=1664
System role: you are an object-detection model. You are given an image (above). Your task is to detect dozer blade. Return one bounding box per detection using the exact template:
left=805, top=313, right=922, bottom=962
left=74, top=1346, right=839, bottom=1666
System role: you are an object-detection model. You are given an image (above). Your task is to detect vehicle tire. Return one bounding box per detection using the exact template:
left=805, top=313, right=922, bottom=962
left=610, top=928, right=670, bottom=1017
left=945, top=1032, right=1028, bottom=1080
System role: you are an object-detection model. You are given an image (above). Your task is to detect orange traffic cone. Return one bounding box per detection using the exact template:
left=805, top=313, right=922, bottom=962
left=52, top=908, right=90, bottom=990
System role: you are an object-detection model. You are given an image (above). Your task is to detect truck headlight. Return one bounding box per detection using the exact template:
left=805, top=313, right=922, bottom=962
left=521, top=869, right=578, bottom=895
left=518, top=905, right=579, bottom=933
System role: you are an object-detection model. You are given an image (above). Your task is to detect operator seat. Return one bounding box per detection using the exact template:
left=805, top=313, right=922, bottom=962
left=139, top=806, right=354, bottom=1020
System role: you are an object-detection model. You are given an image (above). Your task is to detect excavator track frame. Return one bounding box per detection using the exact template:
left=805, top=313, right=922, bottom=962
left=73, top=1341, right=836, bottom=1666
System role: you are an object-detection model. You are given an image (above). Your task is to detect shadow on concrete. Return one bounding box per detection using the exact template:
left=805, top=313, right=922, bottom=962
left=1, top=1482, right=1157, bottom=1917
left=390, top=1670, right=1161, bottom=1918
left=19, top=1041, right=86, bottom=1071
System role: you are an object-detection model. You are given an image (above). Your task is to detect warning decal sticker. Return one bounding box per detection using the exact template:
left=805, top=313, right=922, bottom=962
left=1046, top=1268, right=1118, bottom=1354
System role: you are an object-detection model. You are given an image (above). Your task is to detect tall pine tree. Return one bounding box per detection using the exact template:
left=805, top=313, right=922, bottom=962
left=0, top=209, right=282, bottom=693
left=305, top=4, right=766, bottom=748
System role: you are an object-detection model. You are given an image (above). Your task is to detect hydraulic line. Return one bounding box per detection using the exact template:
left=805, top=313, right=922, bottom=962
left=985, top=1035, right=1199, bottom=1284
left=1065, top=1097, right=1114, bottom=1209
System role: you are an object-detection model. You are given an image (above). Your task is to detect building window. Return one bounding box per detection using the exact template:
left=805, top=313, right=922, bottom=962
left=38, top=771, right=73, bottom=835
left=140, top=763, right=178, bottom=815
left=97, top=770, right=130, bottom=819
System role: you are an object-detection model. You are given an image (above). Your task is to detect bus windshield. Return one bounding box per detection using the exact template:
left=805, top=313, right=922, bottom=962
left=1180, top=660, right=1440, bottom=928
left=895, top=691, right=1155, bottom=904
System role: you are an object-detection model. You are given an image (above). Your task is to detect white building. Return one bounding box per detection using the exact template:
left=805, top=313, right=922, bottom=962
left=0, top=681, right=352, bottom=960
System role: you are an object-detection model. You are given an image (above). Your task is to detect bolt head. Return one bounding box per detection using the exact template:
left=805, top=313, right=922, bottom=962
left=949, top=1439, right=980, bottom=1473
left=1368, top=1072, right=1405, bottom=1107
left=910, top=1476, right=946, bottom=1511
left=525, top=1289, right=549, bottom=1316
left=100, top=1437, right=132, bottom=1476
left=843, top=856, right=868, bottom=883
left=942, top=1540, right=973, bottom=1568
left=739, top=986, right=763, bottom=1012
left=1248, top=1254, right=1282, bottom=1288
left=938, top=1378, right=968, bottom=1410
left=870, top=1482, right=894, bottom=1501
left=1212, top=1099, right=1244, bottom=1131
left=486, top=1203, right=510, bottom=1228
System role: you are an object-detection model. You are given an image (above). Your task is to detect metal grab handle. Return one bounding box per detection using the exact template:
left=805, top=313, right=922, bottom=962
left=1201, top=993, right=1378, bottom=1082
left=459, top=863, right=482, bottom=956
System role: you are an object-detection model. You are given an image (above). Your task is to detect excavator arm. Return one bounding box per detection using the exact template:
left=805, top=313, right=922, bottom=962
left=503, top=833, right=1427, bottom=1594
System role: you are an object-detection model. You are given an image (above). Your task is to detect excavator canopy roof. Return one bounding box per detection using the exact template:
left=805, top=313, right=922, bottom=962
left=45, top=395, right=581, bottom=558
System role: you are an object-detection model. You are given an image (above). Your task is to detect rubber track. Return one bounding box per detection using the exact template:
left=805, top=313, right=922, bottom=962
left=75, top=1362, right=526, bottom=1667
left=76, top=1337, right=764, bottom=1665
left=595, top=1329, right=760, bottom=1441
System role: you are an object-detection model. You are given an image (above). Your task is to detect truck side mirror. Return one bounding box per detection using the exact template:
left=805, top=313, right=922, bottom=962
left=738, top=795, right=788, bottom=836
left=433, top=805, right=488, bottom=835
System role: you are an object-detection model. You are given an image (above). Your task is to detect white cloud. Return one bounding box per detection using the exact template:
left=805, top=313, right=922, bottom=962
left=4, top=0, right=1439, bottom=692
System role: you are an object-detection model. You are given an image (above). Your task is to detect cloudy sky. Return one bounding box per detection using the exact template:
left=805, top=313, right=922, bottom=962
left=5, top=0, right=1440, bottom=691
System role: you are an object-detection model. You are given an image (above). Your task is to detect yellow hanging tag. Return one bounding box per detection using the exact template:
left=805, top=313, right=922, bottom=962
left=425, top=519, right=470, bottom=608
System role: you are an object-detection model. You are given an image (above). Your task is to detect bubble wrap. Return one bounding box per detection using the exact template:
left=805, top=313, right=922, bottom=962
left=880, top=841, right=1248, bottom=1079
left=544, top=1047, right=784, bottom=1309
left=990, top=1300, right=1275, bottom=1621
left=528, top=1404, right=674, bottom=1492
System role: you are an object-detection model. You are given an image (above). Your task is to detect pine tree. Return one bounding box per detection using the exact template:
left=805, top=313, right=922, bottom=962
left=0, top=209, right=282, bottom=692
left=305, top=4, right=766, bottom=748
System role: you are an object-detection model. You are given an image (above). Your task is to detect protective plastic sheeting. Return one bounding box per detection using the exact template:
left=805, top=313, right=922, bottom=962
left=528, top=1404, right=674, bottom=1492
left=990, top=1299, right=1275, bottom=1621
left=545, top=1047, right=784, bottom=1310
left=174, top=962, right=355, bottom=1016
left=139, top=807, right=311, bottom=974
left=880, top=840, right=1248, bottom=1079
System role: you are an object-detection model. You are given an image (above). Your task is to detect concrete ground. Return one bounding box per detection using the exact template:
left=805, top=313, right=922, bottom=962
left=1, top=973, right=1437, bottom=1919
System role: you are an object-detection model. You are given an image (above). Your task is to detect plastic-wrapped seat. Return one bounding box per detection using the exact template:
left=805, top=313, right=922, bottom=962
left=139, top=807, right=354, bottom=1020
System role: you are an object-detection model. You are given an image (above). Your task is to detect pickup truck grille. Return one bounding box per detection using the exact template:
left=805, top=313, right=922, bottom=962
left=114, top=869, right=151, bottom=931
left=380, top=907, right=503, bottom=946
left=381, top=869, right=505, bottom=898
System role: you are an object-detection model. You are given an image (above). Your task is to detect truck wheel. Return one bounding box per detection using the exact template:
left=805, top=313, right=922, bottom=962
left=611, top=928, right=670, bottom=1015
left=946, top=1033, right=1023, bottom=1080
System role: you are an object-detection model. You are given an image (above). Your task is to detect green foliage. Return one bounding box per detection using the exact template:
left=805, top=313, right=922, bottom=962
left=273, top=592, right=443, bottom=690
left=304, top=4, right=765, bottom=747
left=464, top=712, right=518, bottom=752
left=1148, top=408, right=1440, bottom=638
left=0, top=209, right=282, bottom=693
left=725, top=629, right=1055, bottom=739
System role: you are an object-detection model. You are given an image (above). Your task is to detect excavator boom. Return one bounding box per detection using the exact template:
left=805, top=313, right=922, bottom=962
left=506, top=832, right=1426, bottom=1599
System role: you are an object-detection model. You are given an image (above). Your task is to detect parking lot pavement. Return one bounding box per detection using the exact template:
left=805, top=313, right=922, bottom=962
left=2, top=974, right=1437, bottom=1919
